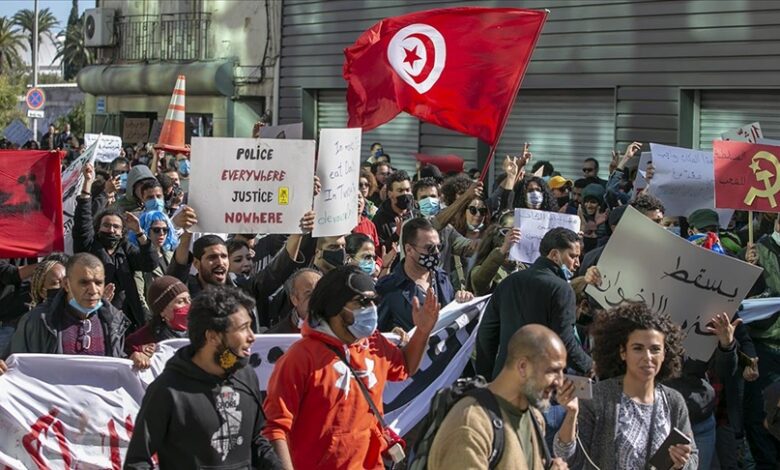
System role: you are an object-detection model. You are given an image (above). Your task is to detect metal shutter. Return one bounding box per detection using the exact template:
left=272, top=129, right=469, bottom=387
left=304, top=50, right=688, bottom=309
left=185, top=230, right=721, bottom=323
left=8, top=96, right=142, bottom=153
left=316, top=90, right=420, bottom=174
left=494, top=89, right=616, bottom=181
left=419, top=123, right=478, bottom=173
left=697, top=90, right=780, bottom=150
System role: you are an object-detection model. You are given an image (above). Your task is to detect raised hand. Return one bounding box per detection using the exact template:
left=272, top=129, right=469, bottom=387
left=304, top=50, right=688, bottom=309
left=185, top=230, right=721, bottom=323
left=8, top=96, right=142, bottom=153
left=104, top=283, right=116, bottom=303
left=584, top=266, right=602, bottom=287
left=704, top=312, right=741, bottom=348
left=411, top=286, right=440, bottom=334
left=299, top=210, right=315, bottom=233
left=500, top=228, right=522, bottom=255
left=125, top=211, right=142, bottom=234
left=172, top=206, right=198, bottom=232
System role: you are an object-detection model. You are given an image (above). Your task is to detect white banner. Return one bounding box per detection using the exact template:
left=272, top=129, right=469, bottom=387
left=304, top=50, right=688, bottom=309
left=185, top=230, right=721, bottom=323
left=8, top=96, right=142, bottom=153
left=188, top=137, right=315, bottom=234
left=510, top=208, right=580, bottom=263
left=61, top=137, right=100, bottom=254
left=0, top=298, right=488, bottom=469
left=585, top=206, right=762, bottom=361
left=84, top=133, right=122, bottom=163
left=312, top=129, right=361, bottom=237
left=648, top=143, right=733, bottom=227
left=721, top=122, right=763, bottom=144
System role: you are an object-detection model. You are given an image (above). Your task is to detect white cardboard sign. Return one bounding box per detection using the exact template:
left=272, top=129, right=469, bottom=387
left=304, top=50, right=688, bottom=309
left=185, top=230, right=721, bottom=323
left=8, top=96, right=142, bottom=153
left=83, top=133, right=122, bottom=163
left=313, top=128, right=361, bottom=237
left=510, top=208, right=581, bottom=263
left=721, top=122, right=763, bottom=144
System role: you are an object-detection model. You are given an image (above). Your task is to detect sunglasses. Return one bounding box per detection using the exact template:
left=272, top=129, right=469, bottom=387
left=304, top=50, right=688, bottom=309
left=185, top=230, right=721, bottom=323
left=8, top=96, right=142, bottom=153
left=76, top=319, right=92, bottom=352
left=467, top=206, right=488, bottom=216
left=415, top=243, right=443, bottom=254
left=150, top=227, right=169, bottom=235
left=359, top=182, right=370, bottom=188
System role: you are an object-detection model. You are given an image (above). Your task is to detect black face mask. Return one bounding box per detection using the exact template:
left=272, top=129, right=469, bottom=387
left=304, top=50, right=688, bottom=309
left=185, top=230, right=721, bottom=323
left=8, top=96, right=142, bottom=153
left=214, top=341, right=249, bottom=375
left=46, top=288, right=60, bottom=300
left=395, top=194, right=413, bottom=210
left=96, top=231, right=122, bottom=250
left=322, top=248, right=346, bottom=267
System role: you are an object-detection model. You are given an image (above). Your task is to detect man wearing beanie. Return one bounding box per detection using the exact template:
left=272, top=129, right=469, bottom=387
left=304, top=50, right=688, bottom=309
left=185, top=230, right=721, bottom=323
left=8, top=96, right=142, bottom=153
left=687, top=208, right=743, bottom=256
left=124, top=276, right=190, bottom=367
left=263, top=265, right=440, bottom=469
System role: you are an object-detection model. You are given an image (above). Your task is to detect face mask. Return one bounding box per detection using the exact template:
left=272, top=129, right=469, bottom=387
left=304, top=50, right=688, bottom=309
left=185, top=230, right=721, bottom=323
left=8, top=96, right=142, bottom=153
left=526, top=190, right=544, bottom=207
left=418, top=196, right=441, bottom=217
left=346, top=305, right=378, bottom=339
left=467, top=222, right=484, bottom=232
left=556, top=254, right=573, bottom=281
left=322, top=248, right=346, bottom=267
left=294, top=310, right=305, bottom=329
left=96, top=231, right=122, bottom=250
left=144, top=198, right=165, bottom=213
left=168, top=305, right=189, bottom=331
left=666, top=226, right=681, bottom=237
left=214, top=340, right=248, bottom=374
left=177, top=159, right=191, bottom=177
left=418, top=252, right=440, bottom=270
left=68, top=297, right=103, bottom=316
left=395, top=194, right=413, bottom=210
left=358, top=258, right=376, bottom=275
left=46, top=288, right=59, bottom=300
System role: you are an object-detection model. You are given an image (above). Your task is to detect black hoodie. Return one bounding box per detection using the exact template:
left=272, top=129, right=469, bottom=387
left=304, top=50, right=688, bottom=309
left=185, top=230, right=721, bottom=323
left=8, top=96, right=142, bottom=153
left=124, top=346, right=281, bottom=469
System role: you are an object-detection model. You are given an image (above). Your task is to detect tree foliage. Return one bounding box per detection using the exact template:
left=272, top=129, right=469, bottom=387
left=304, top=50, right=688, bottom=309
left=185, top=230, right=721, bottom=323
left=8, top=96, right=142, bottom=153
left=0, top=75, right=25, bottom=132
left=0, top=17, right=25, bottom=77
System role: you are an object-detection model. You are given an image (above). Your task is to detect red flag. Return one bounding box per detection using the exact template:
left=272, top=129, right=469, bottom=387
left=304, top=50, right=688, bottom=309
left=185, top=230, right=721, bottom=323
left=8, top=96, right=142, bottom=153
left=0, top=150, right=64, bottom=257
left=713, top=141, right=780, bottom=213
left=415, top=153, right=464, bottom=174
left=344, top=7, right=547, bottom=146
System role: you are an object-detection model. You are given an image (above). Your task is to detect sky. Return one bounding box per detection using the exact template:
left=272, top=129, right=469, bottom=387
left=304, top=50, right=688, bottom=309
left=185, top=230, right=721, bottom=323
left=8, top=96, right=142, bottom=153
left=3, top=0, right=97, bottom=33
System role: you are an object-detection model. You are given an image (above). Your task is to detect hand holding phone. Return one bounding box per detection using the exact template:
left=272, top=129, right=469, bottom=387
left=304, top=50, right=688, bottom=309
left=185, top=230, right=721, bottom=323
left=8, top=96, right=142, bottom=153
left=564, top=374, right=593, bottom=400
left=648, top=427, right=692, bottom=470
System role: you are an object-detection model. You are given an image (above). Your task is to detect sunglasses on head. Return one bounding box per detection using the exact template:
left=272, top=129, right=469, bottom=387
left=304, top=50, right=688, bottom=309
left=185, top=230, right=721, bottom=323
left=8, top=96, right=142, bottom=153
left=467, top=206, right=487, bottom=216
left=150, top=227, right=169, bottom=235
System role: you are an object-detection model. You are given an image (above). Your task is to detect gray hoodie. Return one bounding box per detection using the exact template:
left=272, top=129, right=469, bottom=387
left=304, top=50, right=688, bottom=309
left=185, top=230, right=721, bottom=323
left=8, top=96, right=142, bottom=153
left=112, top=164, right=156, bottom=212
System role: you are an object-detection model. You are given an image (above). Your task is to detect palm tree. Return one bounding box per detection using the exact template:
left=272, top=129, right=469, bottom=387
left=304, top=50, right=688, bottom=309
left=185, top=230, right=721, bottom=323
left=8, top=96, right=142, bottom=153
left=55, top=15, right=92, bottom=80
left=13, top=8, right=59, bottom=72
left=0, top=17, right=25, bottom=76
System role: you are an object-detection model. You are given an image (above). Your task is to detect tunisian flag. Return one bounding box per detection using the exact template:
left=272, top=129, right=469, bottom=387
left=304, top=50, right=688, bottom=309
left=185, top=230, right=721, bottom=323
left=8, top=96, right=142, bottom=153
left=0, top=150, right=64, bottom=257
left=344, top=7, right=547, bottom=145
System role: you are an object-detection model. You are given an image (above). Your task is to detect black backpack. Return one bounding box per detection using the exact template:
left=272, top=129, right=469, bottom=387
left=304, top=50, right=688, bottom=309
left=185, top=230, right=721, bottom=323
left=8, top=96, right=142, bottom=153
left=407, top=376, right=505, bottom=470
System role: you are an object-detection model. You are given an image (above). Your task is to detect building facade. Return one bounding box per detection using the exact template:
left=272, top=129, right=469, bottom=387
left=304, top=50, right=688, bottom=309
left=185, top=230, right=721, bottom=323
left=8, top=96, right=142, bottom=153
left=277, top=0, right=780, bottom=179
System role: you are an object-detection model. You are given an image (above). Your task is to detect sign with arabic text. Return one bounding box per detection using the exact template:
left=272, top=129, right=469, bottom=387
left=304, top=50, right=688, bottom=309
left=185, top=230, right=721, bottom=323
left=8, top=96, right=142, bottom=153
left=713, top=140, right=780, bottom=213
left=585, top=206, right=762, bottom=361
left=648, top=143, right=733, bottom=227
left=721, top=122, right=763, bottom=144
left=84, top=133, right=122, bottom=163
left=509, top=208, right=580, bottom=263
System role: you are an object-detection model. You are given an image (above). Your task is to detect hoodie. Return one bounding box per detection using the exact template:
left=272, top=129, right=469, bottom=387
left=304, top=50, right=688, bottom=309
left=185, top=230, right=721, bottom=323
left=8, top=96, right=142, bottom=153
left=124, top=346, right=282, bottom=470
left=113, top=165, right=156, bottom=212
left=262, top=322, right=409, bottom=470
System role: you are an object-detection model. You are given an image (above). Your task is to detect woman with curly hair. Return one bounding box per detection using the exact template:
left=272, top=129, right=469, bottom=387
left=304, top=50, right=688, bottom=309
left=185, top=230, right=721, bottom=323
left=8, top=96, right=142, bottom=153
left=553, top=302, right=701, bottom=469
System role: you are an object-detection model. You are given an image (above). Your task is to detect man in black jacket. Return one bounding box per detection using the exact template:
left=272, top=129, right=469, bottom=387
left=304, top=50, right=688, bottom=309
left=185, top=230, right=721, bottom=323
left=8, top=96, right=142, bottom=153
left=75, top=164, right=159, bottom=329
left=372, top=170, right=415, bottom=252
left=125, top=286, right=281, bottom=469
left=476, top=227, right=593, bottom=379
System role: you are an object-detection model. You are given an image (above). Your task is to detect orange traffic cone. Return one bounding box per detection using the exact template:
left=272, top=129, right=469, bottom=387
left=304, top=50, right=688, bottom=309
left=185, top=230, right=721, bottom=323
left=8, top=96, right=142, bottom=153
left=154, top=75, right=189, bottom=154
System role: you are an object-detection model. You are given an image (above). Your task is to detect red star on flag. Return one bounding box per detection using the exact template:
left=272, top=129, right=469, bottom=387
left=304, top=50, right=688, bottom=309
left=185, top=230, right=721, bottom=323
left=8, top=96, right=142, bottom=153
left=403, top=46, right=422, bottom=68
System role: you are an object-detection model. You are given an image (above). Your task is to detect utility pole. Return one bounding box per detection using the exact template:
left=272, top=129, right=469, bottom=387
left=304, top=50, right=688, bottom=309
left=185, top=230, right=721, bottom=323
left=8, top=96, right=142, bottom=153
left=32, top=0, right=39, bottom=140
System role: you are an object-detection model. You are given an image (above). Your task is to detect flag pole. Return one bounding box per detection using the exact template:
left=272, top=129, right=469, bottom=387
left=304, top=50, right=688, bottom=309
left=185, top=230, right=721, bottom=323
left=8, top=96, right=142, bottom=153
left=748, top=210, right=754, bottom=246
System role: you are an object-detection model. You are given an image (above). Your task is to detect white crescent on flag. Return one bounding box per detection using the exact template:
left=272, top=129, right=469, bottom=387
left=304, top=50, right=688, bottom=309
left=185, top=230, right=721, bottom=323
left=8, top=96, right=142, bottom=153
left=387, top=23, right=446, bottom=94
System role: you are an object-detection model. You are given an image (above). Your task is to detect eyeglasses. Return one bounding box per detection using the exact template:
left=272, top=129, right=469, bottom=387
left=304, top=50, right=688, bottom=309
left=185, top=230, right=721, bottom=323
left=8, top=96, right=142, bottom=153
left=76, top=319, right=92, bottom=352
left=100, top=222, right=123, bottom=231
left=582, top=167, right=596, bottom=173
left=414, top=243, right=443, bottom=254
left=467, top=206, right=488, bottom=216
left=150, top=227, right=169, bottom=235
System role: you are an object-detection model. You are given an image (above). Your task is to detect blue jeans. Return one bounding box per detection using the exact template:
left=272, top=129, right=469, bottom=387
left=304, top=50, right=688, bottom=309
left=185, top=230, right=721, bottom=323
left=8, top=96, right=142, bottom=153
left=542, top=404, right=566, bottom=451
left=0, top=326, right=15, bottom=355
left=692, top=413, right=716, bottom=470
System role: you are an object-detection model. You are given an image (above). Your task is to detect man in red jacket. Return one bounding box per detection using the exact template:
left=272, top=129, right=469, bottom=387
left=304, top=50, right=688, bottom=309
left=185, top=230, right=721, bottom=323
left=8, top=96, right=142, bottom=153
left=263, top=265, right=439, bottom=469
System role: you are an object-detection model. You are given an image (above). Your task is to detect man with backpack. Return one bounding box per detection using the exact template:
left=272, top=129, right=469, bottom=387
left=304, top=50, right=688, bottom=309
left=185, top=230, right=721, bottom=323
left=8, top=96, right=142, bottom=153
left=421, top=325, right=571, bottom=469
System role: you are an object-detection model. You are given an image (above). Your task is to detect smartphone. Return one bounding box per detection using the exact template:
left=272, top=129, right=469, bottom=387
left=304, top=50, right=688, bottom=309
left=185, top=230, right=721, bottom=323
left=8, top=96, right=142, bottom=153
left=564, top=374, right=593, bottom=400
left=648, top=427, right=692, bottom=470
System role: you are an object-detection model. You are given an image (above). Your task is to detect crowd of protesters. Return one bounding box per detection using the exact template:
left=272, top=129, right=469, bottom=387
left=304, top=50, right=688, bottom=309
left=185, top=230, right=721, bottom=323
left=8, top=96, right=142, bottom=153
left=0, top=135, right=778, bottom=470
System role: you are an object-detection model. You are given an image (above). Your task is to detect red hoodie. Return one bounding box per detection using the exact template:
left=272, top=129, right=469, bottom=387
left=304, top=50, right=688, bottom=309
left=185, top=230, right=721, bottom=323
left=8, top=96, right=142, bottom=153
left=262, top=322, right=408, bottom=469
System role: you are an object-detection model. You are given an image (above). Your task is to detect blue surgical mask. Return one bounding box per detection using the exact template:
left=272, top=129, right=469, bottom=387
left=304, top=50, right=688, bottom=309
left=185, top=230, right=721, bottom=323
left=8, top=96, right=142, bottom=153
left=346, top=305, right=378, bottom=339
left=177, top=159, right=191, bottom=176
left=144, top=197, right=165, bottom=213
left=68, top=297, right=103, bottom=317
left=418, top=197, right=441, bottom=217
left=358, top=258, right=376, bottom=275
left=561, top=264, right=573, bottom=281
left=527, top=190, right=544, bottom=207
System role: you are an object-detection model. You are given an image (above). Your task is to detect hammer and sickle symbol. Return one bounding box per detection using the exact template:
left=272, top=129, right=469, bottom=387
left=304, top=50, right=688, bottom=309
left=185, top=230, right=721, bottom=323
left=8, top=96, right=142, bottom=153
left=745, top=151, right=780, bottom=208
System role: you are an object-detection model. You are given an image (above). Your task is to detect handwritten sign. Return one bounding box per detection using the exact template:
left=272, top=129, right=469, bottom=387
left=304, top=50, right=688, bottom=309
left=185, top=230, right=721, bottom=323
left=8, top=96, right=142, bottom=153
left=188, top=137, right=315, bottom=234
left=509, top=209, right=581, bottom=263
left=633, top=152, right=652, bottom=190
left=122, top=118, right=150, bottom=143
left=721, top=122, right=763, bottom=144
left=62, top=137, right=100, bottom=253
left=84, top=133, right=122, bottom=163
left=586, top=206, right=762, bottom=360
left=259, top=123, right=303, bottom=140
left=713, top=140, right=780, bottom=213
left=648, top=143, right=733, bottom=227
left=312, top=128, right=361, bottom=237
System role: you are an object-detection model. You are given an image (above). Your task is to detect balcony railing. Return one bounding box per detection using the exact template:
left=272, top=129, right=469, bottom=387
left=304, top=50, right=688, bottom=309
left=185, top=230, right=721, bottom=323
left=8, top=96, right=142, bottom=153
left=116, top=12, right=211, bottom=62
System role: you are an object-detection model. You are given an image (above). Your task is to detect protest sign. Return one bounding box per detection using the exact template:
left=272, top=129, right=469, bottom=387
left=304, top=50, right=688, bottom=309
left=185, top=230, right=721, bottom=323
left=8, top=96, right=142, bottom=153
left=313, top=128, right=361, bottom=237
left=0, top=298, right=488, bottom=468
left=633, top=152, right=652, bottom=190
left=188, top=137, right=315, bottom=234
left=509, top=208, right=580, bottom=263
left=721, top=122, right=763, bottom=144
left=1, top=119, right=34, bottom=147
left=122, top=118, right=150, bottom=143
left=586, top=206, right=762, bottom=361
left=259, top=123, right=303, bottom=139
left=62, top=137, right=100, bottom=253
left=713, top=140, right=780, bottom=213
left=84, top=133, right=122, bottom=163
left=0, top=150, right=64, bottom=257
left=648, top=143, right=733, bottom=227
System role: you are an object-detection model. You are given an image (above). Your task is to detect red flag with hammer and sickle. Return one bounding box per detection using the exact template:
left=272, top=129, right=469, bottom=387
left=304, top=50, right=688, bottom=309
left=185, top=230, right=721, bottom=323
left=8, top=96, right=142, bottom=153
left=713, top=141, right=780, bottom=212
left=343, top=7, right=547, bottom=145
